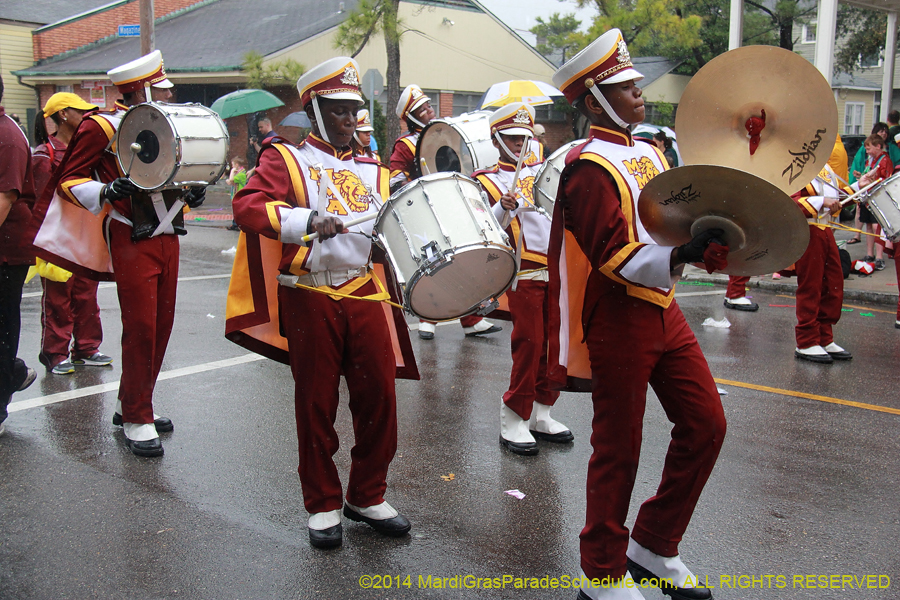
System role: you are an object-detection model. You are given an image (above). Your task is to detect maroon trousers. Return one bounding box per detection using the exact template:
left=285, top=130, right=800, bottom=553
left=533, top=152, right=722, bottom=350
left=39, top=275, right=102, bottom=368
left=725, top=276, right=750, bottom=299
left=279, top=281, right=398, bottom=515
left=107, top=219, right=179, bottom=425
left=503, top=279, right=559, bottom=419
left=794, top=227, right=843, bottom=349
left=581, top=291, right=726, bottom=579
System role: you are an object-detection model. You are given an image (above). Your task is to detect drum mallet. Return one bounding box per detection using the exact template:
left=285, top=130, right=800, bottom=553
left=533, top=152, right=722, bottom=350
left=301, top=212, right=379, bottom=243
left=840, top=177, right=882, bottom=207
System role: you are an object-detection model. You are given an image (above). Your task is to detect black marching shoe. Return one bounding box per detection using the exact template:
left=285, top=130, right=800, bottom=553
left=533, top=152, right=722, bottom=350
left=343, top=502, right=411, bottom=536
left=308, top=524, right=342, bottom=549
left=723, top=297, right=759, bottom=312
left=125, top=437, right=164, bottom=458
left=628, top=559, right=712, bottom=600
left=112, top=412, right=174, bottom=432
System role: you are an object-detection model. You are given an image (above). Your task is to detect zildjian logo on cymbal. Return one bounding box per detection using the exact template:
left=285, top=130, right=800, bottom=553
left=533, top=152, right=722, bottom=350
left=782, top=128, right=827, bottom=184
left=660, top=184, right=701, bottom=206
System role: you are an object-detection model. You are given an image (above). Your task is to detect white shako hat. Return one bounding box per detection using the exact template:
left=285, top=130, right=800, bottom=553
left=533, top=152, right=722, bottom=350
left=490, top=102, right=535, bottom=137
left=356, top=109, right=374, bottom=132
left=296, top=57, right=364, bottom=145
left=107, top=50, right=173, bottom=93
left=552, top=28, right=643, bottom=103
left=396, top=84, right=431, bottom=121
left=551, top=29, right=643, bottom=128
left=296, top=57, right=364, bottom=108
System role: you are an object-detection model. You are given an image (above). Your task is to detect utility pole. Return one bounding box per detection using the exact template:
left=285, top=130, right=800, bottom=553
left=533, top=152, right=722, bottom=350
left=140, top=0, right=155, bottom=55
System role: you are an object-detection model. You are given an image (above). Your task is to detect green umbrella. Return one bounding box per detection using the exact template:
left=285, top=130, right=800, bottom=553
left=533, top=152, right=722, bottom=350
left=210, top=89, right=284, bottom=119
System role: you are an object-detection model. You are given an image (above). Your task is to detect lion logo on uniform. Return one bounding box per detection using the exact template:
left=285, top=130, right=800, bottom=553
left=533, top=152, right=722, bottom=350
left=517, top=175, right=536, bottom=206
left=309, top=168, right=374, bottom=215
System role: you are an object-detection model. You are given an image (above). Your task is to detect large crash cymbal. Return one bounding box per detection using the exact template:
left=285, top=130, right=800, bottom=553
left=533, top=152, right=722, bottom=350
left=675, top=46, right=838, bottom=197
left=638, top=165, right=810, bottom=276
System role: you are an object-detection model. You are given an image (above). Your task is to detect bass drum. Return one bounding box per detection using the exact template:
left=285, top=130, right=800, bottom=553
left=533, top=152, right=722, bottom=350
left=117, top=102, right=229, bottom=191
left=375, top=172, right=516, bottom=321
left=859, top=172, right=900, bottom=242
left=533, top=140, right=583, bottom=216
left=416, top=111, right=499, bottom=176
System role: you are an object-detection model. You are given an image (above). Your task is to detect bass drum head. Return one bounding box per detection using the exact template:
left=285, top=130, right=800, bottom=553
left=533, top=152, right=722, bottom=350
left=407, top=245, right=516, bottom=321
left=416, top=112, right=499, bottom=176
left=116, top=104, right=177, bottom=190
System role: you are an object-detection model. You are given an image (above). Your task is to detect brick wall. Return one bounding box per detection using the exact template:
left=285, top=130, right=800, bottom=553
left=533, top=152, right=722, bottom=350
left=34, top=0, right=203, bottom=61
left=438, top=91, right=453, bottom=118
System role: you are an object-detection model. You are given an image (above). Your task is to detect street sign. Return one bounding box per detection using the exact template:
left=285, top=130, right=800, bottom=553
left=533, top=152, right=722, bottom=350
left=118, top=25, right=140, bottom=37
left=361, top=69, right=383, bottom=99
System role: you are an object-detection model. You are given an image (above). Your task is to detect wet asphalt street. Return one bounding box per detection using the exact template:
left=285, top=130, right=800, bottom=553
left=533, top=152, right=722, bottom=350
left=1, top=225, right=898, bottom=600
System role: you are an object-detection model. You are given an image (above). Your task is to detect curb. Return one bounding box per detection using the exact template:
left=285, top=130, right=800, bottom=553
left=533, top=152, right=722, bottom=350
left=680, top=270, right=898, bottom=307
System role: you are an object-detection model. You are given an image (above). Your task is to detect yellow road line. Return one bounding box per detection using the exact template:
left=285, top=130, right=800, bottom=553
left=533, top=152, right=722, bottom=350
left=715, top=378, right=900, bottom=415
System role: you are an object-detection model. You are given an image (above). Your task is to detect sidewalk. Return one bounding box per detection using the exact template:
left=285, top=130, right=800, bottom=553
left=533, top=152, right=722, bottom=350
left=681, top=228, right=899, bottom=307
left=188, top=187, right=900, bottom=308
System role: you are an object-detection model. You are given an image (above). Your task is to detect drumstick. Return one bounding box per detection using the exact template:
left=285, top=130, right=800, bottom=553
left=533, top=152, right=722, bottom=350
left=420, top=158, right=431, bottom=176
left=301, top=212, right=378, bottom=243
left=815, top=175, right=848, bottom=197
left=840, top=177, right=882, bottom=207
left=500, top=136, right=532, bottom=229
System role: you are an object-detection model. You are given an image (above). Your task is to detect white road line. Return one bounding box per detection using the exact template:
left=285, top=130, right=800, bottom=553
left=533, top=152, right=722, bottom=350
left=8, top=353, right=266, bottom=413
left=675, top=289, right=727, bottom=297
left=22, top=273, right=232, bottom=298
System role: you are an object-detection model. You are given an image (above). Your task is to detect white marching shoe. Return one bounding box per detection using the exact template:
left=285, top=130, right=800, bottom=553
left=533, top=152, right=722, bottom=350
left=626, top=539, right=712, bottom=599
left=418, top=321, right=435, bottom=340
left=577, top=569, right=646, bottom=600
left=529, top=402, right=574, bottom=443
left=308, top=509, right=342, bottom=549
left=499, top=401, right=537, bottom=455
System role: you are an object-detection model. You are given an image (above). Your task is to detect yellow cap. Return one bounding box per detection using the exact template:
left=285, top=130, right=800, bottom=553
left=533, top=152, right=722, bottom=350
left=42, top=93, right=98, bottom=118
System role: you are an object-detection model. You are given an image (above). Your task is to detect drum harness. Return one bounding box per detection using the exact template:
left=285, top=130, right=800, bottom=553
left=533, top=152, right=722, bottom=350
left=275, top=146, right=404, bottom=309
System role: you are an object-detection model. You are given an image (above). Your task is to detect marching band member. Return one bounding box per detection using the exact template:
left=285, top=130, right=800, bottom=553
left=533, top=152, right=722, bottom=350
left=228, top=57, right=418, bottom=549
left=790, top=158, right=854, bottom=364
left=389, top=84, right=501, bottom=340
left=548, top=30, right=726, bottom=599
left=351, top=109, right=378, bottom=160
left=473, top=102, right=572, bottom=456
left=28, top=51, right=206, bottom=457
left=32, top=93, right=113, bottom=375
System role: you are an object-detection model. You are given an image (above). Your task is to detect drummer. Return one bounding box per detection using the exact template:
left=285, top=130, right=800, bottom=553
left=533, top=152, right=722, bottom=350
left=230, top=57, right=416, bottom=549
left=472, top=102, right=572, bottom=456
left=389, top=84, right=502, bottom=340
left=548, top=29, right=726, bottom=599
left=351, top=109, right=378, bottom=160
left=31, top=50, right=206, bottom=458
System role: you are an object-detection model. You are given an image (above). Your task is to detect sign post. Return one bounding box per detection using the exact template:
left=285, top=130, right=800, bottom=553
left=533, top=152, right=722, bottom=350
left=361, top=69, right=384, bottom=126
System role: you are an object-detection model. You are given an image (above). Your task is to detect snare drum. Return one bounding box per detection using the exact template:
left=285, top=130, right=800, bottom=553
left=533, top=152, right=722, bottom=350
left=416, top=111, right=499, bottom=176
left=375, top=172, right=516, bottom=321
left=533, top=140, right=583, bottom=215
left=859, top=172, right=900, bottom=242
left=116, top=102, right=229, bottom=190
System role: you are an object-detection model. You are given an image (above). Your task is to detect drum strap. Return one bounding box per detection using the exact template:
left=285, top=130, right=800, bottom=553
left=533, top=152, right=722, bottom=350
left=277, top=269, right=402, bottom=308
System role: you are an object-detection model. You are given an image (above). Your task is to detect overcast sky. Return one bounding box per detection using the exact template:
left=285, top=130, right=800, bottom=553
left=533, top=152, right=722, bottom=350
left=477, top=0, right=597, bottom=46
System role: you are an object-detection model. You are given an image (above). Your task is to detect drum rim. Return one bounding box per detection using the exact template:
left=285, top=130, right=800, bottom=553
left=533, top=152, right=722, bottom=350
left=404, top=241, right=517, bottom=321
left=375, top=171, right=483, bottom=229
